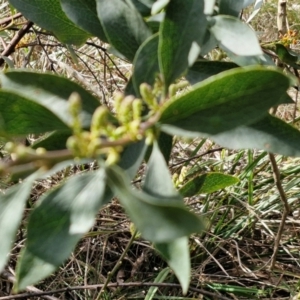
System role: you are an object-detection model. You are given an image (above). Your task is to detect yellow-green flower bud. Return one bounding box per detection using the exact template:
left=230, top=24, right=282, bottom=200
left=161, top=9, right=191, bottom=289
left=118, top=95, right=134, bottom=124
left=4, top=142, right=16, bottom=153
left=66, top=136, right=81, bottom=156
left=172, top=173, right=179, bottom=186
left=68, top=92, right=82, bottom=117
left=114, top=126, right=127, bottom=138
left=140, top=83, right=155, bottom=108
left=14, top=144, right=28, bottom=159
left=178, top=166, right=188, bottom=184
left=69, top=92, right=82, bottom=134
left=36, top=147, right=46, bottom=155
left=168, top=84, right=177, bottom=98
left=128, top=120, right=141, bottom=140
left=106, top=148, right=120, bottom=166
left=145, top=129, right=155, bottom=145
left=91, top=106, right=109, bottom=136
left=87, top=138, right=102, bottom=157
left=132, top=98, right=142, bottom=121
left=114, top=91, right=124, bottom=113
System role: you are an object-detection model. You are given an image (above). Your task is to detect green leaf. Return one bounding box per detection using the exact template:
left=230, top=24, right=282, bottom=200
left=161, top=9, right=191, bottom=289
left=211, top=114, right=300, bottom=157
left=14, top=249, right=56, bottom=292
left=107, top=165, right=205, bottom=243
left=157, top=132, right=173, bottom=163
left=60, top=0, right=108, bottom=42
left=0, top=179, right=34, bottom=273
left=0, top=71, right=100, bottom=128
left=15, top=169, right=108, bottom=290
left=0, top=91, right=69, bottom=136
left=209, top=15, right=262, bottom=56
left=132, top=34, right=160, bottom=96
left=200, top=29, right=218, bottom=56
left=96, top=0, right=151, bottom=61
left=160, top=66, right=292, bottom=135
left=131, top=0, right=156, bottom=17
left=145, top=267, right=170, bottom=300
left=186, top=60, right=238, bottom=85
left=143, top=141, right=178, bottom=198
left=226, top=52, right=275, bottom=67
left=219, top=0, right=255, bottom=17
left=31, top=130, right=72, bottom=151
left=179, top=173, right=239, bottom=197
left=159, top=0, right=207, bottom=89
left=118, top=140, right=147, bottom=180
left=8, top=0, right=90, bottom=45
left=155, top=237, right=190, bottom=294
left=275, top=43, right=300, bottom=67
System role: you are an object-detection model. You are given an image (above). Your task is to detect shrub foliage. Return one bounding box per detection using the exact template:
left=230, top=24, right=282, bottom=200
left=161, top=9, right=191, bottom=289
left=1, top=0, right=300, bottom=293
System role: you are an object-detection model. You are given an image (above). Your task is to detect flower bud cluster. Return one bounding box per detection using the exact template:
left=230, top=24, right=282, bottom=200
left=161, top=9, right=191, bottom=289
left=173, top=166, right=188, bottom=188
left=280, top=29, right=298, bottom=47
left=66, top=91, right=147, bottom=165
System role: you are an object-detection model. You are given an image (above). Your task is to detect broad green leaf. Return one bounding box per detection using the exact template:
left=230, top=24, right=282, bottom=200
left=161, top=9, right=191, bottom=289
left=132, top=34, right=160, bottom=96
left=28, top=169, right=107, bottom=263
left=0, top=71, right=100, bottom=128
left=200, top=29, right=218, bottom=56
left=155, top=237, right=190, bottom=294
left=60, top=0, right=108, bottom=42
left=219, top=0, right=255, bottom=17
left=118, top=140, right=146, bottom=180
left=179, top=173, right=239, bottom=197
left=14, top=249, right=56, bottom=292
left=145, top=267, right=170, bottom=300
left=160, top=66, right=292, bottom=135
left=96, top=0, right=151, bottom=61
left=143, top=141, right=178, bottom=198
left=8, top=0, right=89, bottom=45
left=31, top=130, right=72, bottom=151
left=157, top=132, right=173, bottom=163
left=15, top=169, right=108, bottom=290
left=159, top=0, right=207, bottom=89
left=186, top=60, right=238, bottom=85
left=209, top=15, right=262, bottom=56
left=225, top=51, right=275, bottom=67
left=107, top=165, right=205, bottom=243
left=211, top=115, right=300, bottom=157
left=275, top=43, right=300, bottom=67
left=0, top=179, right=34, bottom=272
left=131, top=0, right=156, bottom=16
left=125, top=77, right=138, bottom=97
left=0, top=91, right=69, bottom=136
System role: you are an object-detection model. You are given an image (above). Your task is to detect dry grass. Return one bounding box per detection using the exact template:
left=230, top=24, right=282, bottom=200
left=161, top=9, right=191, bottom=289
left=2, top=1, right=300, bottom=299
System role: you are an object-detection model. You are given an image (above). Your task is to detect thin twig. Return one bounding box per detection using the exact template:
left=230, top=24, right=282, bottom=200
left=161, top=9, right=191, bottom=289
left=0, top=270, right=59, bottom=300
left=268, top=153, right=290, bottom=269
left=170, top=147, right=224, bottom=168
left=96, top=230, right=137, bottom=299
left=0, top=21, right=33, bottom=67
left=0, top=13, right=22, bottom=27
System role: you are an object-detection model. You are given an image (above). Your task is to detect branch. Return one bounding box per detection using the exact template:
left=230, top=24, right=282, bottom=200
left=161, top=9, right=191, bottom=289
left=0, top=270, right=59, bottom=300
left=0, top=21, right=34, bottom=67
left=268, top=153, right=290, bottom=269
left=277, top=0, right=288, bottom=36
left=0, top=13, right=22, bottom=27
